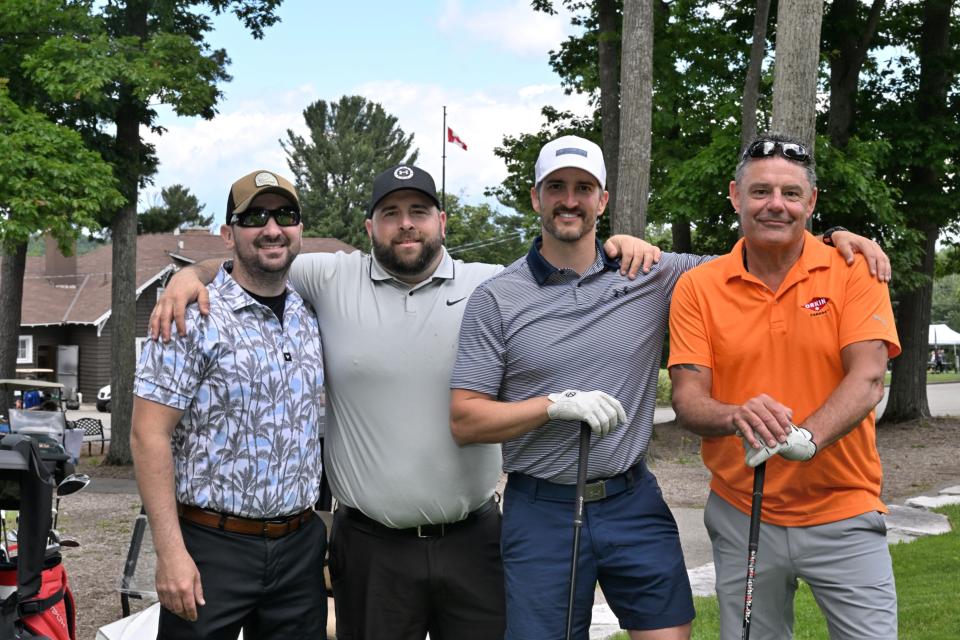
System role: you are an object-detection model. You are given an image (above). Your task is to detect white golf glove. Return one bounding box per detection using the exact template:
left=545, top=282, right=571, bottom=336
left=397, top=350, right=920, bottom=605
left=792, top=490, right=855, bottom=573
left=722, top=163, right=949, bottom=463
left=547, top=389, right=627, bottom=436
left=743, top=423, right=817, bottom=468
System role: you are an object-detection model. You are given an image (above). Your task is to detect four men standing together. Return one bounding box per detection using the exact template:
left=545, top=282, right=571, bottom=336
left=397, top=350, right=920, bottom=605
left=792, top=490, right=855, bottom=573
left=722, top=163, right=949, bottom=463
left=138, top=131, right=897, bottom=639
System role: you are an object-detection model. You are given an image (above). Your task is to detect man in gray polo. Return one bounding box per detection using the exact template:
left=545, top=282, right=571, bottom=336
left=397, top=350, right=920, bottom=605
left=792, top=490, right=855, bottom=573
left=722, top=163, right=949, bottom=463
left=151, top=163, right=662, bottom=639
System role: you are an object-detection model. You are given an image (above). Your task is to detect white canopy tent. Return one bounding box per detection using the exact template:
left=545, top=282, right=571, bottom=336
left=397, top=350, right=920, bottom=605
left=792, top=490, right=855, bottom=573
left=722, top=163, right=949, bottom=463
left=928, top=324, right=960, bottom=372
left=929, top=324, right=960, bottom=345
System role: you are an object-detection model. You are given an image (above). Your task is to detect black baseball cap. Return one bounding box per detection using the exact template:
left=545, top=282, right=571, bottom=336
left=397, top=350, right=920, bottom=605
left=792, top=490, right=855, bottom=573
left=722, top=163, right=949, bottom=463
left=368, top=165, right=441, bottom=217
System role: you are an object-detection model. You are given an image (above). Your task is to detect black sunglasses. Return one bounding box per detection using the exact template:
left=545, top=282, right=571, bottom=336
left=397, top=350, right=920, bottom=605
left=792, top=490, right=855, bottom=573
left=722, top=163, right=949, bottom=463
left=229, top=206, right=302, bottom=228
left=742, top=140, right=811, bottom=163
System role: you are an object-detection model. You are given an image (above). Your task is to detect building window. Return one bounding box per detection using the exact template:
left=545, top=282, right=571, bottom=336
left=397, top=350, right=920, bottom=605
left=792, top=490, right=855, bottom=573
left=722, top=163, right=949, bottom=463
left=17, top=335, right=33, bottom=364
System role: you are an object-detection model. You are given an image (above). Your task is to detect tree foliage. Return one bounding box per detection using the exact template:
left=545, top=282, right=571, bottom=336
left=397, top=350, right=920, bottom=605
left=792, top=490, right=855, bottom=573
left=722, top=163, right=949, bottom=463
left=138, top=184, right=212, bottom=234
left=283, top=95, right=418, bottom=250
left=444, top=193, right=530, bottom=266
left=0, top=0, right=284, bottom=464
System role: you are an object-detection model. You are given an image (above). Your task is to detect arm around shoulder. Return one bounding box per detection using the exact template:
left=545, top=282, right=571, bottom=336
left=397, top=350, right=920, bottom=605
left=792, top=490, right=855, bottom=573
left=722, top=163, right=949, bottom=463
left=150, top=259, right=221, bottom=341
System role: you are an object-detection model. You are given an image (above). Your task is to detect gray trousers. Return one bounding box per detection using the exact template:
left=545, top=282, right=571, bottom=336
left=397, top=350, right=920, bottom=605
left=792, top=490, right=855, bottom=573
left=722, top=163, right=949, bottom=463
left=704, top=491, right=897, bottom=640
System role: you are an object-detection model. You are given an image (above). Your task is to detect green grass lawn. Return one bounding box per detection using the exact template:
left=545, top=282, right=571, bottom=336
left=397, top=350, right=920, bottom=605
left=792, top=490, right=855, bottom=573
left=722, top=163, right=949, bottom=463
left=607, top=505, right=960, bottom=639
left=883, top=371, right=960, bottom=385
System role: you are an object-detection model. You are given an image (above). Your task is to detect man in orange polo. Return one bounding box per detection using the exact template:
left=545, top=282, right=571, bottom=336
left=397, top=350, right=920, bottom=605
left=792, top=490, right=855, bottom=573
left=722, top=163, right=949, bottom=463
left=668, top=133, right=900, bottom=640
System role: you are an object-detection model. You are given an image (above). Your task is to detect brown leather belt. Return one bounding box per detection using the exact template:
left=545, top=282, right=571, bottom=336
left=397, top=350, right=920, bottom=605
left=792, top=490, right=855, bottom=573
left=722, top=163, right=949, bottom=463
left=177, top=503, right=314, bottom=539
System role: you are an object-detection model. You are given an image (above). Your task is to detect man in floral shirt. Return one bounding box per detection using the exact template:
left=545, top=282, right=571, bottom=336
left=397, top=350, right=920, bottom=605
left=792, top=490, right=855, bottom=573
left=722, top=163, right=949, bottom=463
left=131, top=170, right=326, bottom=639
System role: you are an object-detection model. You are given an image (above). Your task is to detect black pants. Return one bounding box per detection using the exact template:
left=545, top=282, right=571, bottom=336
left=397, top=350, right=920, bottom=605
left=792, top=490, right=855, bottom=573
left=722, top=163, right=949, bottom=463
left=158, top=515, right=327, bottom=640
left=329, top=504, right=505, bottom=640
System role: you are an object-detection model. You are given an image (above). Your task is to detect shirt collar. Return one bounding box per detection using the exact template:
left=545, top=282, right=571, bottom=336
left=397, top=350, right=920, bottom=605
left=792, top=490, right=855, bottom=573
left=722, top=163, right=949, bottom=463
left=525, top=236, right=620, bottom=285
left=216, top=262, right=302, bottom=314
left=369, top=246, right=455, bottom=287
left=721, top=230, right=833, bottom=285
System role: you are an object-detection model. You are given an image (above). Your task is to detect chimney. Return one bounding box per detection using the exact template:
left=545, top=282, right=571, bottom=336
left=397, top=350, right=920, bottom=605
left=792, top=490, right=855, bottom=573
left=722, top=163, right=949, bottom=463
left=44, top=235, right=78, bottom=288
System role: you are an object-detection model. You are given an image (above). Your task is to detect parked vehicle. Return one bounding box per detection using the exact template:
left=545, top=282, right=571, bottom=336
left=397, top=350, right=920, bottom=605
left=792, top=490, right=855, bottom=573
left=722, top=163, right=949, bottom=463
left=96, top=385, right=111, bottom=413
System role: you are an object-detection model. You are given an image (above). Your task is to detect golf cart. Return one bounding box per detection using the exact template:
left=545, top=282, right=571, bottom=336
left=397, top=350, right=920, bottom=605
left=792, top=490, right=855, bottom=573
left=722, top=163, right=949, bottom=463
left=0, top=380, right=82, bottom=469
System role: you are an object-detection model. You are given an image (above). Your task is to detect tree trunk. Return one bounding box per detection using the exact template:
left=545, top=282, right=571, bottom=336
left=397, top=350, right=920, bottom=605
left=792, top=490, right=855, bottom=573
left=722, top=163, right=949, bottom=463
left=614, top=0, right=653, bottom=237
left=597, top=0, right=621, bottom=224
left=881, top=0, right=953, bottom=423
left=0, top=242, right=27, bottom=417
left=105, top=95, right=140, bottom=466
left=825, top=0, right=885, bottom=148
left=671, top=217, right=692, bottom=253
left=741, top=0, right=772, bottom=149
left=883, top=224, right=936, bottom=423
left=770, top=0, right=825, bottom=154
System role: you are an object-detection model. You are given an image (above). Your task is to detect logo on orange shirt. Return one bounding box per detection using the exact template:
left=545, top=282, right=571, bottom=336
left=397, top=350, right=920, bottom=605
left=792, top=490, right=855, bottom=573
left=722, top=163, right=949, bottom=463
left=803, top=297, right=830, bottom=316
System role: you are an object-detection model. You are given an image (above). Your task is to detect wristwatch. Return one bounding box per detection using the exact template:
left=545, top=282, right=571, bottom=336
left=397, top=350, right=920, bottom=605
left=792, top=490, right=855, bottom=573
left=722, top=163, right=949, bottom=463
left=822, top=226, right=848, bottom=246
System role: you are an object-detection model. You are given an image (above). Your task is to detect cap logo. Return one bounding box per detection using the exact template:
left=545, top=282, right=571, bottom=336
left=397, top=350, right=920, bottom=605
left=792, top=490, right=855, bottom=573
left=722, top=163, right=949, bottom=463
left=555, top=147, right=588, bottom=158
left=393, top=167, right=414, bottom=180
left=254, top=172, right=279, bottom=187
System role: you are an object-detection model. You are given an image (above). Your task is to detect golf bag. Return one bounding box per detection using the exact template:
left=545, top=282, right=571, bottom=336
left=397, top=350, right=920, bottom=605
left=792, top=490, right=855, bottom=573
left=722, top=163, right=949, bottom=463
left=0, top=435, right=76, bottom=640
left=0, top=555, right=76, bottom=640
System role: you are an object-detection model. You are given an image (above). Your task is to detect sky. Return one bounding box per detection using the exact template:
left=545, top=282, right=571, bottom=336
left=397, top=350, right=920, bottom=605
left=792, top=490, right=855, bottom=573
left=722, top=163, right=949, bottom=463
left=143, top=0, right=594, bottom=221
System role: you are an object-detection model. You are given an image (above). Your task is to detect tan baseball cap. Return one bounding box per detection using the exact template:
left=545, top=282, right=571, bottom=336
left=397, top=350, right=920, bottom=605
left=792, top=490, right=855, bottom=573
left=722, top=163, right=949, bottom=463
left=225, top=170, right=300, bottom=223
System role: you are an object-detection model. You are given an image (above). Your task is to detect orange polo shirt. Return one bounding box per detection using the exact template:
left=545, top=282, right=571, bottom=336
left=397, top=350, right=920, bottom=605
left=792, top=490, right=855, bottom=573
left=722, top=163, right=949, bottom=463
left=668, top=232, right=900, bottom=527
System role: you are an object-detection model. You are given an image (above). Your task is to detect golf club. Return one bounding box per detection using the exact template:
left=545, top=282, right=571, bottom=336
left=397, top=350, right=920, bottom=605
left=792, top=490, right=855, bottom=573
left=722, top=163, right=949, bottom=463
left=742, top=460, right=766, bottom=640
left=564, top=421, right=591, bottom=640
left=53, top=472, right=90, bottom=530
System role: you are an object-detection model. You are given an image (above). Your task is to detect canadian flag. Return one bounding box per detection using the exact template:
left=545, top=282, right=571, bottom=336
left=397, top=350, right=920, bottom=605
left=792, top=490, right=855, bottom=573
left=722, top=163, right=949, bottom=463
left=447, top=127, right=468, bottom=151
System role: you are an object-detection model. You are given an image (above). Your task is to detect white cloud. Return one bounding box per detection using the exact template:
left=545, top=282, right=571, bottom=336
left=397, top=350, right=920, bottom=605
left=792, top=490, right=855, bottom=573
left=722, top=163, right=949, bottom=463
left=437, top=0, right=578, bottom=58
left=144, top=80, right=592, bottom=215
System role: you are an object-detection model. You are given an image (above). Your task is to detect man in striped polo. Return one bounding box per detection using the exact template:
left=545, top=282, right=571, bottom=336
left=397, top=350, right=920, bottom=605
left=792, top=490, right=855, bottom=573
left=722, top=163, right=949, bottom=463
left=449, top=135, right=891, bottom=640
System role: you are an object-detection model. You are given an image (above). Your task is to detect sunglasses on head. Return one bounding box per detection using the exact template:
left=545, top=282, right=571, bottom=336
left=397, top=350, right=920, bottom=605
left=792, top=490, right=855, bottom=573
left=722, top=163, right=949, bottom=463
left=229, top=206, right=302, bottom=228
left=742, top=140, right=811, bottom=163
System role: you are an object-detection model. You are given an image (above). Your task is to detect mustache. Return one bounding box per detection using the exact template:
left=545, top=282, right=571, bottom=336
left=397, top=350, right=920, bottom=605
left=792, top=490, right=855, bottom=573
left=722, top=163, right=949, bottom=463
left=254, top=236, right=289, bottom=248
left=552, top=206, right=584, bottom=216
left=392, top=233, right=423, bottom=244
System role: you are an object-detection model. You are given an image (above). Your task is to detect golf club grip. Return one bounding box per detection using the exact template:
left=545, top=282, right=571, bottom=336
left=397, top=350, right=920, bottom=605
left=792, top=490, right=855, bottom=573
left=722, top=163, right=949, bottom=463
left=574, top=423, right=590, bottom=524
left=565, top=422, right=592, bottom=640
left=742, top=461, right=766, bottom=640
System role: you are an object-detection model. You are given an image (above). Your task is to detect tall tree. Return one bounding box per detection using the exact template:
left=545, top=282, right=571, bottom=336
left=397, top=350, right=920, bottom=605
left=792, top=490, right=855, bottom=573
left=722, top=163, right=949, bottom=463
left=614, top=0, right=653, bottom=236
left=283, top=95, right=418, bottom=250
left=597, top=0, right=622, bottom=223
left=740, top=0, right=772, bottom=149
left=8, top=0, right=284, bottom=464
left=770, top=0, right=825, bottom=153
left=0, top=84, right=122, bottom=418
left=881, top=0, right=957, bottom=422
left=138, top=184, right=212, bottom=234
left=823, top=0, right=885, bottom=148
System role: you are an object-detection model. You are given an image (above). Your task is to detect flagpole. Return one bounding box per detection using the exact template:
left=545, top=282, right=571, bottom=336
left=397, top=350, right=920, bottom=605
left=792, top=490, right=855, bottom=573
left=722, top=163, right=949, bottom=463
left=441, top=105, right=447, bottom=212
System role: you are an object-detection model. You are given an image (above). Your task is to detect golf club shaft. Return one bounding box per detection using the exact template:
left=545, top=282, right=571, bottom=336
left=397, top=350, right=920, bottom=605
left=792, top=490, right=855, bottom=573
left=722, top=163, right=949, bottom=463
left=565, top=422, right=592, bottom=640
left=742, top=461, right=766, bottom=640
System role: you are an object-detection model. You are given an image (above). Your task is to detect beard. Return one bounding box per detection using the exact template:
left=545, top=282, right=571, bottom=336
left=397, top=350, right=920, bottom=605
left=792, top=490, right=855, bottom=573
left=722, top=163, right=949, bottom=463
left=541, top=205, right=597, bottom=243
left=234, top=234, right=298, bottom=279
left=371, top=230, right=444, bottom=278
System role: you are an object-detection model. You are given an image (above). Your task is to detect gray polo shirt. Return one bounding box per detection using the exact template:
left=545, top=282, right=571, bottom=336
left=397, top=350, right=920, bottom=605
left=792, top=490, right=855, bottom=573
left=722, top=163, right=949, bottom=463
left=451, top=238, right=709, bottom=484
left=289, top=248, right=503, bottom=528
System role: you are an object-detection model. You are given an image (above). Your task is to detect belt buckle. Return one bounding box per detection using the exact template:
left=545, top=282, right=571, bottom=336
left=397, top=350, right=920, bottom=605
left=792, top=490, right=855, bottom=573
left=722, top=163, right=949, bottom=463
left=417, top=523, right=444, bottom=538
left=583, top=480, right=607, bottom=503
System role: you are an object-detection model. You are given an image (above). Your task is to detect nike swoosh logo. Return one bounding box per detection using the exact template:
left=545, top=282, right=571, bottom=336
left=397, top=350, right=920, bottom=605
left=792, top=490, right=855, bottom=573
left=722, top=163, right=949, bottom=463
left=446, top=297, right=467, bottom=306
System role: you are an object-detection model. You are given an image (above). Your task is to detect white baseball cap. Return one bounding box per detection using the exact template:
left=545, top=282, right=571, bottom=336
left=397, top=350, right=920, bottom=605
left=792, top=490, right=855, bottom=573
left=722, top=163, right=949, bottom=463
left=534, top=135, right=607, bottom=189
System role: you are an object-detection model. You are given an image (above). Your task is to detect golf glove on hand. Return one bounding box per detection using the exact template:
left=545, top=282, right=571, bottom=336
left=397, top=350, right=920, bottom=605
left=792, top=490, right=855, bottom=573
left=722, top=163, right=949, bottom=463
left=743, top=423, right=817, bottom=468
left=547, top=389, right=627, bottom=436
